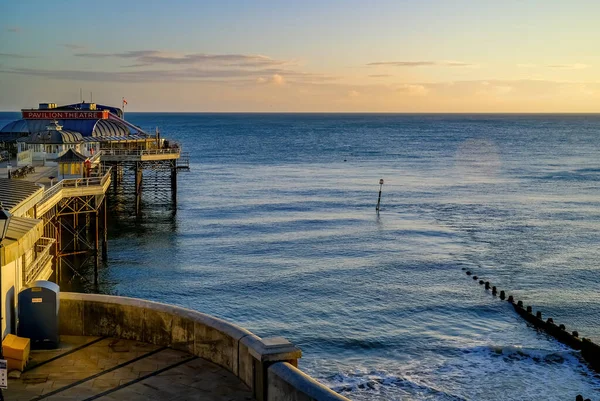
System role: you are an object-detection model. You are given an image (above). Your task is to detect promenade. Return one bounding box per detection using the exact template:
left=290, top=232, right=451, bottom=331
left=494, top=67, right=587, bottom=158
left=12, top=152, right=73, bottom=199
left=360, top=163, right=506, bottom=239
left=9, top=336, right=255, bottom=401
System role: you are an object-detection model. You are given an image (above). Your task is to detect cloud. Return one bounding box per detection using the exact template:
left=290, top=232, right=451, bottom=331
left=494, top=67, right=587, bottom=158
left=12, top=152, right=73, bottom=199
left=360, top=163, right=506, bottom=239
left=62, top=44, right=86, bottom=50
left=397, top=84, right=429, bottom=96
left=256, top=74, right=286, bottom=85
left=478, top=81, right=513, bottom=95
left=121, top=63, right=150, bottom=68
left=368, top=74, right=392, bottom=78
left=0, top=66, right=332, bottom=85
left=517, top=63, right=537, bottom=68
left=547, top=63, right=589, bottom=70
left=272, top=74, right=285, bottom=85
left=0, top=53, right=34, bottom=59
left=347, top=90, right=360, bottom=97
left=74, top=50, right=290, bottom=68
left=6, top=27, right=20, bottom=33
left=368, top=60, right=475, bottom=67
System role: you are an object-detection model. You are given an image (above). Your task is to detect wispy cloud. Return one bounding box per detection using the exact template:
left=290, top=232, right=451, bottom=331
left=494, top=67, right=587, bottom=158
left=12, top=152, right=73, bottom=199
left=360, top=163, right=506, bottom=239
left=368, top=60, right=475, bottom=67
left=368, top=74, right=392, bottom=78
left=397, top=84, right=430, bottom=96
left=0, top=53, right=34, bottom=59
left=547, top=63, right=589, bottom=70
left=256, top=74, right=286, bottom=85
left=61, top=43, right=86, bottom=50
left=6, top=27, right=20, bottom=33
left=0, top=66, right=334, bottom=84
left=74, top=50, right=291, bottom=68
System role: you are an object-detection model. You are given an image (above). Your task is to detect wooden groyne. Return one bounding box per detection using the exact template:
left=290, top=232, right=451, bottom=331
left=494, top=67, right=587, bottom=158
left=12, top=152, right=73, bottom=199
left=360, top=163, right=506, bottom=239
left=462, top=268, right=600, bottom=374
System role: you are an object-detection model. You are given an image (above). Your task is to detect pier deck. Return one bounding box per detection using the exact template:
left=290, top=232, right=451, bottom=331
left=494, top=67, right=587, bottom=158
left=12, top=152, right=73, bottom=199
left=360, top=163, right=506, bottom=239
left=9, top=336, right=255, bottom=401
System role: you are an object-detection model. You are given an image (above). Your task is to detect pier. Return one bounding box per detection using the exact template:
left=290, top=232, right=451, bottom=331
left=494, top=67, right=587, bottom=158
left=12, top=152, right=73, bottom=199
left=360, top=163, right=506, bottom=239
left=1, top=143, right=182, bottom=287
left=0, top=101, right=187, bottom=288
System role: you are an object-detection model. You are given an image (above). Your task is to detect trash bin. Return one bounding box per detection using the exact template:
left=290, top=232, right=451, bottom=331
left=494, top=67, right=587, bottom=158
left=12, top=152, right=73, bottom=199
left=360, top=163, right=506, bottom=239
left=17, top=280, right=60, bottom=349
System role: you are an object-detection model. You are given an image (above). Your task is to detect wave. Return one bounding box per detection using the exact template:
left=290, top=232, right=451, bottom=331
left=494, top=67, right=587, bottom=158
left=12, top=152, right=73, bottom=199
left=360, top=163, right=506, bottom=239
left=326, top=370, right=467, bottom=400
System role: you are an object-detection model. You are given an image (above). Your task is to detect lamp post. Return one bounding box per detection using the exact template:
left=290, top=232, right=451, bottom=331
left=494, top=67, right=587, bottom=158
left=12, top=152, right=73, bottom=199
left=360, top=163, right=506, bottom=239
left=0, top=202, right=11, bottom=398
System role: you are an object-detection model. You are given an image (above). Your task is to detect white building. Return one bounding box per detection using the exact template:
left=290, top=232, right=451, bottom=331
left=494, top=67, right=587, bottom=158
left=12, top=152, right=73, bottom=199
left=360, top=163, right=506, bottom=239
left=0, top=179, right=54, bottom=338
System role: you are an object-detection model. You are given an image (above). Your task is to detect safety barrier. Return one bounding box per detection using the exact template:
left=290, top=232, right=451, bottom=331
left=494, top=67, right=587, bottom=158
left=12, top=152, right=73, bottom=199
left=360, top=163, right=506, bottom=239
left=58, top=293, right=350, bottom=401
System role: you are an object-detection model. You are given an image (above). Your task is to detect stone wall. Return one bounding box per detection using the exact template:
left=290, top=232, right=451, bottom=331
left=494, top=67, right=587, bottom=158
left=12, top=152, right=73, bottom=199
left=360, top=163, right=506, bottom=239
left=58, top=292, right=350, bottom=401
left=268, top=362, right=350, bottom=401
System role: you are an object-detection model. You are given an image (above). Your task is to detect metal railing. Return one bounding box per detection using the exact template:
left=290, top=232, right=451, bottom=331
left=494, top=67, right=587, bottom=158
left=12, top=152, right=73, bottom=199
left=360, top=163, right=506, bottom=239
left=40, top=181, right=64, bottom=204
left=38, top=167, right=112, bottom=206
left=89, top=151, right=102, bottom=164
left=61, top=166, right=112, bottom=188
left=23, top=237, right=55, bottom=285
left=99, top=148, right=181, bottom=156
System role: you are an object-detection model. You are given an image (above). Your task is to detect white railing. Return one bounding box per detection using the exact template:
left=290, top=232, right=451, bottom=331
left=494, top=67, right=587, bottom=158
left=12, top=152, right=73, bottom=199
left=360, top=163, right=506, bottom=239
left=89, top=151, right=102, bottom=164
left=23, top=237, right=55, bottom=285
left=40, top=181, right=64, bottom=204
left=99, top=148, right=180, bottom=156
left=61, top=166, right=112, bottom=188
left=38, top=167, right=112, bottom=206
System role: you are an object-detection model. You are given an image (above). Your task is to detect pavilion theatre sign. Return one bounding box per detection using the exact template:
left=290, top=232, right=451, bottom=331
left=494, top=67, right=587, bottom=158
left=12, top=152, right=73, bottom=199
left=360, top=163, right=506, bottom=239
left=21, top=110, right=109, bottom=119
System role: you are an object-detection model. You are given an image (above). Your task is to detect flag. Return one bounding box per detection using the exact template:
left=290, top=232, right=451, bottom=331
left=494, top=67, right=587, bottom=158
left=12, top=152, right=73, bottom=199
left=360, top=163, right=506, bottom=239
left=122, top=98, right=128, bottom=106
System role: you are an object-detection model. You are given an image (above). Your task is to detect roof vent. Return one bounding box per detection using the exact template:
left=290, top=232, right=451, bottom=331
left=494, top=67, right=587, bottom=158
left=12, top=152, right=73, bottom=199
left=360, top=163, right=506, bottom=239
left=39, top=103, right=57, bottom=110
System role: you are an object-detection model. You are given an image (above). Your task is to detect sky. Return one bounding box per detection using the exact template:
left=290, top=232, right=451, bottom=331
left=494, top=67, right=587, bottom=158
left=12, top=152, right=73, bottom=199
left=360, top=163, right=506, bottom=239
left=1, top=0, right=599, bottom=112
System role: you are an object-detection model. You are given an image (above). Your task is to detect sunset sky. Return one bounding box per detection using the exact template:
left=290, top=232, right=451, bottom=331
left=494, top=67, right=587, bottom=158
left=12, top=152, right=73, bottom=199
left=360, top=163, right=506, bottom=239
left=1, top=1, right=599, bottom=112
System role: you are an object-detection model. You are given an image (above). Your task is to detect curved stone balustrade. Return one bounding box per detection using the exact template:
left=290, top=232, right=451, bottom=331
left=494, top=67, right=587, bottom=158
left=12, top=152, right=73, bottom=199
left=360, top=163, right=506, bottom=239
left=59, top=292, right=350, bottom=401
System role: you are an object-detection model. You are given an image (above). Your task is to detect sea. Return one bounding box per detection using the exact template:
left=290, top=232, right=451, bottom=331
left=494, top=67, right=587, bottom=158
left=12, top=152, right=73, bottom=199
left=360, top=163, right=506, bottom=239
left=1, top=112, right=600, bottom=400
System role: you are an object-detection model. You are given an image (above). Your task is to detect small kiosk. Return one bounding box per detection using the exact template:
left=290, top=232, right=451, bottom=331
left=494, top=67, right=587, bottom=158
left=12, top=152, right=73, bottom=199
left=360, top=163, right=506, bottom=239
left=55, top=148, right=89, bottom=178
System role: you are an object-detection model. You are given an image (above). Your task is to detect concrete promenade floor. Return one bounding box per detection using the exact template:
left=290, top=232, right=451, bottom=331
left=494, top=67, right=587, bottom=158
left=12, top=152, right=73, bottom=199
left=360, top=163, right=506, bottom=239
left=8, top=336, right=255, bottom=401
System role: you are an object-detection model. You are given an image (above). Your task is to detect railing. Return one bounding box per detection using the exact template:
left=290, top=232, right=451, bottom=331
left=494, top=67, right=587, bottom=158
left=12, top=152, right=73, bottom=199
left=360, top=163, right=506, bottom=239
left=23, top=237, right=55, bottom=285
left=61, top=166, right=112, bottom=188
left=99, top=148, right=181, bottom=156
left=39, top=181, right=63, bottom=204
left=89, top=151, right=102, bottom=164
left=38, top=167, right=112, bottom=207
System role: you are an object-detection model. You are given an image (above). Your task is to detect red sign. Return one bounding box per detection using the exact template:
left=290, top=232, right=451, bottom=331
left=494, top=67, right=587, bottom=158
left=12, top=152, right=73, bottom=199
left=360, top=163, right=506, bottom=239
left=22, top=110, right=109, bottom=120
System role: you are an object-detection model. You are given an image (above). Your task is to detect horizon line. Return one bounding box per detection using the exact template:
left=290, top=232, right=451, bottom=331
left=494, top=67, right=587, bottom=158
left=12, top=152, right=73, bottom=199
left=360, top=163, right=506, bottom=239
left=1, top=110, right=600, bottom=115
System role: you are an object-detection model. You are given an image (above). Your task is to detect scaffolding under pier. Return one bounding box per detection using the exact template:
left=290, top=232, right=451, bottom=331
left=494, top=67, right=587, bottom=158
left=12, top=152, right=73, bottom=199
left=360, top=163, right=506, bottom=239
left=101, top=148, right=181, bottom=215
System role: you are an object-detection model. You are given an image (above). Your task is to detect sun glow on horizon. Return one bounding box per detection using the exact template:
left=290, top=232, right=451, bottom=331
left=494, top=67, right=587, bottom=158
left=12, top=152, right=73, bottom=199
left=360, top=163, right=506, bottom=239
left=1, top=1, right=599, bottom=112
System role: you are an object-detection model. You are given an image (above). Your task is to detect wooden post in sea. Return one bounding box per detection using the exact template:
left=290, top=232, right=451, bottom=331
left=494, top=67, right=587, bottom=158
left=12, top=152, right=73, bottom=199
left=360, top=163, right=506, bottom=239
left=376, top=179, right=384, bottom=212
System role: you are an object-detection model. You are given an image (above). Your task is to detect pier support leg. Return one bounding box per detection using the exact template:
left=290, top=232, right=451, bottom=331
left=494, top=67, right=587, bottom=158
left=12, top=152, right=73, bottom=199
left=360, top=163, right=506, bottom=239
left=135, top=163, right=143, bottom=216
left=171, top=164, right=177, bottom=204
left=112, top=166, right=118, bottom=193
left=55, top=218, right=61, bottom=285
left=73, top=205, right=79, bottom=251
left=102, top=199, right=108, bottom=260
left=94, top=210, right=99, bottom=287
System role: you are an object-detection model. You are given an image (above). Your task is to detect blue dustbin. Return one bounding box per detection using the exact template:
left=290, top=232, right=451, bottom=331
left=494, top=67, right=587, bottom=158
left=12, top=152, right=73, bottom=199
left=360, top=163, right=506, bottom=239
left=18, top=280, right=60, bottom=349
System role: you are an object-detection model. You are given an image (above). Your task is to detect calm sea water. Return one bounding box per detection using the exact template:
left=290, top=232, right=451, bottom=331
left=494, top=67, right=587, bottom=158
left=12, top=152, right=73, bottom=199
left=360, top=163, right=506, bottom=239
left=2, top=112, right=600, bottom=400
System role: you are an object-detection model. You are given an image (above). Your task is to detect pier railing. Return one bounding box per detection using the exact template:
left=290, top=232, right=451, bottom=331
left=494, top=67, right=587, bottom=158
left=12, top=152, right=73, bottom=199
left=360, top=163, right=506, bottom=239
left=23, top=237, right=55, bottom=285
left=37, top=167, right=112, bottom=214
left=99, top=148, right=181, bottom=156
left=40, top=181, right=64, bottom=205
left=61, top=166, right=112, bottom=188
left=88, top=151, right=103, bottom=164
